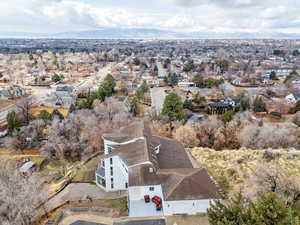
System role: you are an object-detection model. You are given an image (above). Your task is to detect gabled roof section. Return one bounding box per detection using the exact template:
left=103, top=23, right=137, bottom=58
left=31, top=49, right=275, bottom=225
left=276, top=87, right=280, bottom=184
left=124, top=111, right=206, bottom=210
left=158, top=168, right=220, bottom=201
left=154, top=136, right=193, bottom=169
left=102, top=120, right=151, bottom=143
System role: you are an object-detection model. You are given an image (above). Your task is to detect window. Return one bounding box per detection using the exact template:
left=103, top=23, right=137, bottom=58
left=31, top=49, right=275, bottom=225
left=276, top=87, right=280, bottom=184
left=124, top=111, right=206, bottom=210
left=102, top=160, right=105, bottom=167
left=97, top=176, right=106, bottom=188
left=110, top=167, right=113, bottom=176
left=149, top=187, right=155, bottom=191
left=107, top=145, right=113, bottom=154
left=125, top=182, right=128, bottom=188
left=110, top=158, right=113, bottom=165
left=111, top=178, right=114, bottom=182
left=111, top=183, right=114, bottom=189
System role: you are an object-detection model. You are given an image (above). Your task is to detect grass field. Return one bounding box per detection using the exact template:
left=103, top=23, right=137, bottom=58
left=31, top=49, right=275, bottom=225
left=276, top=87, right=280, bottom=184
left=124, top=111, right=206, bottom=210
left=73, top=157, right=100, bottom=183
left=191, top=147, right=300, bottom=195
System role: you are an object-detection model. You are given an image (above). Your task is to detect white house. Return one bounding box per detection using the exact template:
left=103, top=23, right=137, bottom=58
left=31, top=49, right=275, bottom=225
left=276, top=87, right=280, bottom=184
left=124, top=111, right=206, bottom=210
left=285, top=93, right=300, bottom=103
left=95, top=121, right=219, bottom=217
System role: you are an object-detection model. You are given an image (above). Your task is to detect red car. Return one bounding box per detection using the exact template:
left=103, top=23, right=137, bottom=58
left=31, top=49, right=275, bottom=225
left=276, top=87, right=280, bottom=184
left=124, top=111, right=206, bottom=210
left=156, top=204, right=162, bottom=211
left=144, top=195, right=150, bottom=203
left=152, top=196, right=162, bottom=205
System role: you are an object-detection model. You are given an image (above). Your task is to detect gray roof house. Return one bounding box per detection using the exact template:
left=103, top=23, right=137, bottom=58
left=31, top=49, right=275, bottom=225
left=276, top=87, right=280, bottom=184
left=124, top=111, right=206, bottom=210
left=95, top=121, right=219, bottom=218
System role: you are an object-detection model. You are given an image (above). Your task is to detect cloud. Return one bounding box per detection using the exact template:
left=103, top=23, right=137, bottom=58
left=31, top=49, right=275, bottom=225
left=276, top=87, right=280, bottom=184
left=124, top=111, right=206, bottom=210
left=0, top=0, right=299, bottom=36
left=169, top=0, right=263, bottom=8
left=169, top=0, right=204, bottom=8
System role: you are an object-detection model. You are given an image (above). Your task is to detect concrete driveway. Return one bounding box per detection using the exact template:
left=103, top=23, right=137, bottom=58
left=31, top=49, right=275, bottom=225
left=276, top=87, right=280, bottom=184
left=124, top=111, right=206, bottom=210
left=45, top=183, right=126, bottom=213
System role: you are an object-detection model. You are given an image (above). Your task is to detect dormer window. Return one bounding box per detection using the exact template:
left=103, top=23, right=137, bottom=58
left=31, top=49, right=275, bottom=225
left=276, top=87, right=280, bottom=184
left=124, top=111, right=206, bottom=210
left=154, top=145, right=160, bottom=154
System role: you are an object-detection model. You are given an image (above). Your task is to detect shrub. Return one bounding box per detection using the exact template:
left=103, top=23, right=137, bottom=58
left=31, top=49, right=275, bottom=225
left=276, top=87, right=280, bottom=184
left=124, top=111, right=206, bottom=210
left=173, top=125, right=199, bottom=148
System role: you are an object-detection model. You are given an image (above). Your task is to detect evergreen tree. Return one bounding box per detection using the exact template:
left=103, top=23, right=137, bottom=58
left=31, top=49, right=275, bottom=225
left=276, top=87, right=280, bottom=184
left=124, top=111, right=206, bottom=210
left=183, top=99, right=193, bottom=110
left=193, top=73, right=205, bottom=88
left=240, top=97, right=251, bottom=111
left=69, top=104, right=76, bottom=113
left=135, top=88, right=144, bottom=101
left=162, top=92, right=185, bottom=122
left=221, top=110, right=235, bottom=124
left=249, top=193, right=298, bottom=225
left=208, top=194, right=250, bottom=225
left=253, top=96, right=267, bottom=112
left=52, top=73, right=61, bottom=82
left=208, top=193, right=300, bottom=225
left=37, top=110, right=51, bottom=121
left=6, top=111, right=21, bottom=135
left=168, top=73, right=179, bottom=87
left=98, top=73, right=116, bottom=100
left=217, top=60, right=230, bottom=74
left=183, top=59, right=195, bottom=72
left=130, top=96, right=140, bottom=117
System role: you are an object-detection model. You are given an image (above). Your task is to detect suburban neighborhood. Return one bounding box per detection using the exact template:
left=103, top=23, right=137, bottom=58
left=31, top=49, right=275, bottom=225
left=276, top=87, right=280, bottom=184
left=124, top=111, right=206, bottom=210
left=2, top=38, right=300, bottom=225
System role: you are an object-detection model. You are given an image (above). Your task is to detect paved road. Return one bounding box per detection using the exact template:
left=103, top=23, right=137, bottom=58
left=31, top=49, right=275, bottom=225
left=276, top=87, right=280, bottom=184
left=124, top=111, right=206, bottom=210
left=75, top=63, right=114, bottom=92
left=150, top=87, right=171, bottom=114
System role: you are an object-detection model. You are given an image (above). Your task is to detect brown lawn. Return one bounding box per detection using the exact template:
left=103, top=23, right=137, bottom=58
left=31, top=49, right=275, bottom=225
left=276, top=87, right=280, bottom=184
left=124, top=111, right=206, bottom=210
left=31, top=107, right=69, bottom=117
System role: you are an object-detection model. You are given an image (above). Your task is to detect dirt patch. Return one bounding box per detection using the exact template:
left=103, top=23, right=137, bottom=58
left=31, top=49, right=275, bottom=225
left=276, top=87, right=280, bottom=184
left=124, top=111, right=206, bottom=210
left=166, top=215, right=209, bottom=225
left=0, top=99, right=13, bottom=109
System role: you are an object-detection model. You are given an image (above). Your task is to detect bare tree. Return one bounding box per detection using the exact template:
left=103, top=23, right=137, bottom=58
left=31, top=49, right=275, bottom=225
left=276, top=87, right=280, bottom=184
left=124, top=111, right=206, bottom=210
left=4, top=119, right=46, bottom=152
left=17, top=97, right=35, bottom=125
left=239, top=123, right=296, bottom=149
left=195, top=118, right=223, bottom=148
left=241, top=163, right=300, bottom=205
left=0, top=165, right=45, bottom=225
left=173, top=125, right=199, bottom=148
left=40, top=97, right=134, bottom=161
left=213, top=122, right=240, bottom=150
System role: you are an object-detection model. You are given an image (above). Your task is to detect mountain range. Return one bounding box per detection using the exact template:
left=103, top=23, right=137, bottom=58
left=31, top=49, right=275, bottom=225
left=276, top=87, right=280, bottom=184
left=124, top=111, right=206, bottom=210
left=0, top=28, right=299, bottom=39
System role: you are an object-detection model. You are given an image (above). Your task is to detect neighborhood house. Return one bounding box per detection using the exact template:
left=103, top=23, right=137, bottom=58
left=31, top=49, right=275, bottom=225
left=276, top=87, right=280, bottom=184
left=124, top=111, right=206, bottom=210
left=95, top=121, right=219, bottom=217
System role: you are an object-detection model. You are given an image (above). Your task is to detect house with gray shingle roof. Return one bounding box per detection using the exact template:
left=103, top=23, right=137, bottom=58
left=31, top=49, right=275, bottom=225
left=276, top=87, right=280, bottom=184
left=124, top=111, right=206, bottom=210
left=95, top=121, right=219, bottom=218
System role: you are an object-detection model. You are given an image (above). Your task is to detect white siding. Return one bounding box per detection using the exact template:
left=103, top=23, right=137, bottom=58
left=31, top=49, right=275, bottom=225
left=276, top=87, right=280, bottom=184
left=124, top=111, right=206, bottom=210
left=163, top=199, right=211, bottom=216
left=103, top=156, right=129, bottom=191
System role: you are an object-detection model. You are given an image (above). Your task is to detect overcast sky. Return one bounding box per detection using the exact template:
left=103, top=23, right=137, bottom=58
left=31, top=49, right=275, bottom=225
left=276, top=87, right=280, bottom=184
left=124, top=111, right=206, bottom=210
left=0, top=0, right=299, bottom=34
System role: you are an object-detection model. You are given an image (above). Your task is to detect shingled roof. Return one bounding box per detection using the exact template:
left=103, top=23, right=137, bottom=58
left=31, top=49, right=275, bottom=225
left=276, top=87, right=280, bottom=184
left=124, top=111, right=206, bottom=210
left=106, top=139, right=151, bottom=167
left=102, top=121, right=152, bottom=143
left=102, top=121, right=219, bottom=201
left=158, top=168, right=220, bottom=201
